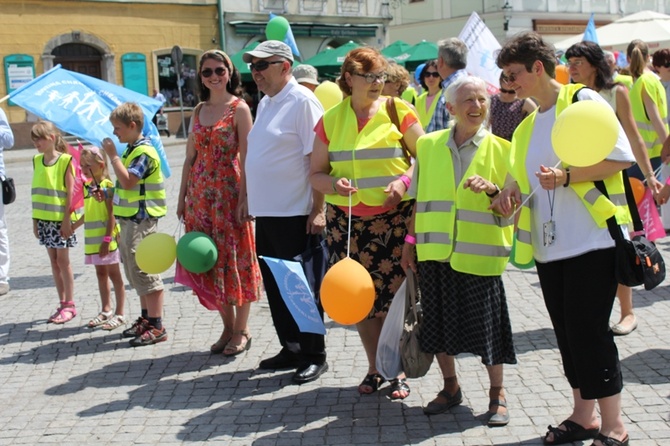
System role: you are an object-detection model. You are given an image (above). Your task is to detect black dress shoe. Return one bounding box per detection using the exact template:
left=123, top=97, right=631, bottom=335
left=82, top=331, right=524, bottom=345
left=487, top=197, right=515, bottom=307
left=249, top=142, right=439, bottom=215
left=258, top=350, right=301, bottom=370
left=293, top=361, right=329, bottom=384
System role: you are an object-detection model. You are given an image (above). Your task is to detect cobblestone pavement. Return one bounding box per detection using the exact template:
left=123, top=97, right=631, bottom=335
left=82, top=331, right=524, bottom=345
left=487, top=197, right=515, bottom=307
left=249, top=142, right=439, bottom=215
left=0, top=137, right=668, bottom=445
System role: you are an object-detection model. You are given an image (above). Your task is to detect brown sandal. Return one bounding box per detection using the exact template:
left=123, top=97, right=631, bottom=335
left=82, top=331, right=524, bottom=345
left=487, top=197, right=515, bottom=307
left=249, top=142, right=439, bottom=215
left=210, top=331, right=232, bottom=354
left=223, top=330, right=252, bottom=356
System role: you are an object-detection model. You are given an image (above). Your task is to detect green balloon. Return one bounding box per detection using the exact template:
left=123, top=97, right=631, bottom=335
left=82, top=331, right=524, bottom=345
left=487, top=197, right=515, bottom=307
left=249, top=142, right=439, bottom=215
left=266, top=16, right=290, bottom=41
left=177, top=231, right=218, bottom=274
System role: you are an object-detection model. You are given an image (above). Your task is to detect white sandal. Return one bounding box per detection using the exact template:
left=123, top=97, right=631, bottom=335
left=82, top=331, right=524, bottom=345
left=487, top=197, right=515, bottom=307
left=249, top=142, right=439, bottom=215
left=88, top=310, right=113, bottom=328
left=101, top=314, right=126, bottom=331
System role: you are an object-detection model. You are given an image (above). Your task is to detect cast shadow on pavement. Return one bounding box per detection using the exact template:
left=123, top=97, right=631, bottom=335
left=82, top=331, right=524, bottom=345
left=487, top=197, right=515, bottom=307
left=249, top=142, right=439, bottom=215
left=620, top=348, right=670, bottom=386
left=9, top=273, right=84, bottom=290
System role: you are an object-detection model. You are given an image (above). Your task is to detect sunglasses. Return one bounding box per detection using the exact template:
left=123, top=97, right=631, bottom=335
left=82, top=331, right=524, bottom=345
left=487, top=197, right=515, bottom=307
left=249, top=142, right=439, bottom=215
left=249, top=60, right=284, bottom=72
left=499, top=88, right=516, bottom=94
left=201, top=67, right=227, bottom=78
left=501, top=69, right=524, bottom=84
left=424, top=71, right=440, bottom=78
left=354, top=72, right=387, bottom=83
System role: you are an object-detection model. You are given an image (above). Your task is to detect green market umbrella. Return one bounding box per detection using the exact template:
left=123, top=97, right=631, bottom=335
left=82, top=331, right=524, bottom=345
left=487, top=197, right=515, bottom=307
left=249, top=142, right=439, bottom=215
left=381, top=40, right=411, bottom=60
left=304, top=41, right=362, bottom=76
left=393, top=40, right=438, bottom=71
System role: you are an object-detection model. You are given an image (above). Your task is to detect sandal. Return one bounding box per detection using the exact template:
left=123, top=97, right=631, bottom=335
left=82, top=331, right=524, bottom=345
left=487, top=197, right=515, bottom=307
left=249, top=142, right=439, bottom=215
left=210, top=331, right=233, bottom=354
left=48, top=302, right=77, bottom=324
left=389, top=378, right=411, bottom=400
left=101, top=314, right=125, bottom=331
left=88, top=310, right=113, bottom=328
left=543, top=419, right=600, bottom=445
left=487, top=398, right=510, bottom=426
left=223, top=329, right=252, bottom=356
left=590, top=433, right=629, bottom=446
left=358, top=373, right=386, bottom=395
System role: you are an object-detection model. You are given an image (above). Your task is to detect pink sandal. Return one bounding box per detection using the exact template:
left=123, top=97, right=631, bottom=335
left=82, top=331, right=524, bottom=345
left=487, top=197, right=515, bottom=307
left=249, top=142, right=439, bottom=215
left=48, top=302, right=77, bottom=324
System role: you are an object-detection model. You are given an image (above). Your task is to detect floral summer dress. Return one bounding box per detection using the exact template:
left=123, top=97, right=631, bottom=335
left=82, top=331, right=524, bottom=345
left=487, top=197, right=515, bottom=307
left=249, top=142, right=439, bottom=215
left=178, top=98, right=262, bottom=309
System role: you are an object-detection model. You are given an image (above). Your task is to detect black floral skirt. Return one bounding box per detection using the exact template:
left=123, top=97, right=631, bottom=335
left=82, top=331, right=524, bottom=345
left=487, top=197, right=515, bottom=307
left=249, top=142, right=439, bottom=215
left=325, top=200, right=413, bottom=319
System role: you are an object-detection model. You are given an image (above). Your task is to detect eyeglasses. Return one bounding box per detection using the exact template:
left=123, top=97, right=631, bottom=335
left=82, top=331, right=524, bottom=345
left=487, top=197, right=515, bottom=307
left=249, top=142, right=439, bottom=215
left=567, top=60, right=585, bottom=68
left=501, top=69, right=525, bottom=84
left=201, top=67, right=227, bottom=78
left=354, top=72, right=388, bottom=83
left=424, top=71, right=440, bottom=78
left=249, top=60, right=284, bottom=72
left=499, top=88, right=516, bottom=94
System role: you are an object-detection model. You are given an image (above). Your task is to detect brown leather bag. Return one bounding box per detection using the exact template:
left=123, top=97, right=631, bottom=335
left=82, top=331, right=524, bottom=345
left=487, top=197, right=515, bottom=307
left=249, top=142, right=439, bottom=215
left=385, top=97, right=412, bottom=164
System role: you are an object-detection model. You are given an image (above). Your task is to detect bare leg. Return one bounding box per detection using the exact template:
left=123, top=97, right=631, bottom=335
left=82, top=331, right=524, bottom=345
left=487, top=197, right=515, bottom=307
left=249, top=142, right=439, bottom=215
left=47, top=248, right=65, bottom=303
left=487, top=364, right=506, bottom=416
left=107, top=264, right=126, bottom=316
left=144, top=289, right=163, bottom=319
left=612, top=284, right=637, bottom=334
left=224, top=303, right=253, bottom=354
left=356, top=317, right=384, bottom=393
left=55, top=248, right=74, bottom=303
left=94, top=265, right=112, bottom=313
left=596, top=393, right=627, bottom=444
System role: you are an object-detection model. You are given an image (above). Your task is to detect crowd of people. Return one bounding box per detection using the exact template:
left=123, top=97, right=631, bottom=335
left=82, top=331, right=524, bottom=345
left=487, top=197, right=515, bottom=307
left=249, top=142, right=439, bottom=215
left=13, top=30, right=670, bottom=446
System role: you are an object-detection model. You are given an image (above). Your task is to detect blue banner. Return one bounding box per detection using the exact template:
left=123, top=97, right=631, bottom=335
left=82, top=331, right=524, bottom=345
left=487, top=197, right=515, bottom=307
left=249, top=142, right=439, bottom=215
left=9, top=65, right=171, bottom=178
left=261, top=256, right=326, bottom=335
left=583, top=13, right=599, bottom=44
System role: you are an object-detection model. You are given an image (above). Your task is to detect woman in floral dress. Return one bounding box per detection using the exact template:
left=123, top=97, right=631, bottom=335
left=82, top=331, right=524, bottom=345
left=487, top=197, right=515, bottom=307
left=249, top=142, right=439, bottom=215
left=177, top=49, right=262, bottom=356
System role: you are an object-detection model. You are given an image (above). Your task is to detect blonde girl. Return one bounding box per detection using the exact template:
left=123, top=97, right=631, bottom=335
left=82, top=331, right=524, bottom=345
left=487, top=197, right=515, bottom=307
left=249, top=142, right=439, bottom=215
left=31, top=121, right=77, bottom=324
left=72, top=146, right=126, bottom=330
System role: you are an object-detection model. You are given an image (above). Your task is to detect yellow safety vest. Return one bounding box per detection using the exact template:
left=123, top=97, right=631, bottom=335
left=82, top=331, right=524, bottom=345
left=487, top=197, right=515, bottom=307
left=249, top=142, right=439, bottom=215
left=401, top=87, right=417, bottom=105
left=614, top=74, right=633, bottom=90
left=630, top=72, right=669, bottom=158
left=32, top=153, right=74, bottom=222
left=84, top=178, right=119, bottom=255
left=415, top=91, right=439, bottom=130
left=414, top=128, right=513, bottom=276
left=323, top=96, right=413, bottom=207
left=113, top=144, right=167, bottom=218
left=509, top=83, right=632, bottom=267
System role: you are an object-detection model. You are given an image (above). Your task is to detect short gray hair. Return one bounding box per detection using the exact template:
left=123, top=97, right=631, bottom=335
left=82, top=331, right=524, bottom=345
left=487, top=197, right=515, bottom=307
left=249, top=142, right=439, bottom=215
left=444, top=76, right=490, bottom=124
left=437, top=38, right=468, bottom=70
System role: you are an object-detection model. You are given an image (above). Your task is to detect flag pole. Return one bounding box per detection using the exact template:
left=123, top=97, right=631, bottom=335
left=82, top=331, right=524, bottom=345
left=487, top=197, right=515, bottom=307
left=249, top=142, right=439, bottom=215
left=0, top=95, right=9, bottom=104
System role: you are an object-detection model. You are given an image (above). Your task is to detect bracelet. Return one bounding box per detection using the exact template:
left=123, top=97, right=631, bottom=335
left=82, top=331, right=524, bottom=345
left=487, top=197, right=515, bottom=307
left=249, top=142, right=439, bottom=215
left=485, top=184, right=500, bottom=198
left=102, top=236, right=112, bottom=243
left=399, top=175, right=411, bottom=189
left=404, top=234, right=417, bottom=245
left=563, top=168, right=571, bottom=187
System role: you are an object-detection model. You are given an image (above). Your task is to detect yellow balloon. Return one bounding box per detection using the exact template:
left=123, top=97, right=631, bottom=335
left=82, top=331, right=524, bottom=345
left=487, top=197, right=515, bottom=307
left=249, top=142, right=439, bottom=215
left=136, top=233, right=177, bottom=274
left=551, top=100, right=619, bottom=167
left=320, top=257, right=375, bottom=325
left=314, top=81, right=342, bottom=111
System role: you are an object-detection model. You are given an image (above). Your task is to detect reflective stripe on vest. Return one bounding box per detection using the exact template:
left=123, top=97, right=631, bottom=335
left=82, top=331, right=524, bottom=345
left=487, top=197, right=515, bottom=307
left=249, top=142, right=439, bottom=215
left=630, top=73, right=669, bottom=158
left=113, top=144, right=167, bottom=218
left=31, top=153, right=73, bottom=221
left=323, top=96, right=412, bottom=207
left=84, top=179, right=119, bottom=255
left=509, top=84, right=632, bottom=266
left=414, top=128, right=513, bottom=276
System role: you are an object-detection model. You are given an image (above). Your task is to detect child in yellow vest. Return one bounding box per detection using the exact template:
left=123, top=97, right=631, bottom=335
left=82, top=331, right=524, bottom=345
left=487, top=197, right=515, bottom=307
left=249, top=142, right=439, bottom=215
left=102, top=102, right=168, bottom=347
left=30, top=121, right=78, bottom=324
left=72, top=146, right=126, bottom=330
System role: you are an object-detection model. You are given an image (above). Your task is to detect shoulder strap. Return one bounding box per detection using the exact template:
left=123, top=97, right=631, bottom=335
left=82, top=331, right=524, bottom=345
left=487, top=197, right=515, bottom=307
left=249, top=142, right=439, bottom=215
left=595, top=169, right=643, bottom=242
left=386, top=97, right=411, bottom=163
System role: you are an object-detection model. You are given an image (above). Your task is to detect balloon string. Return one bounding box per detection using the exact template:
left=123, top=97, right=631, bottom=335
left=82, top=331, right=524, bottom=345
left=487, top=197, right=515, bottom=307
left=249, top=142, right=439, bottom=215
left=347, top=179, right=352, bottom=258
left=643, top=164, right=663, bottom=185
left=509, top=160, right=562, bottom=220
left=174, top=217, right=183, bottom=238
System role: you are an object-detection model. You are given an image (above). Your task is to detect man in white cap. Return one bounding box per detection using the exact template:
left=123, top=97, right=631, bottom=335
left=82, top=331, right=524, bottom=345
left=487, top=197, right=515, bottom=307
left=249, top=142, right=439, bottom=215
left=242, top=40, right=328, bottom=384
left=293, top=64, right=320, bottom=91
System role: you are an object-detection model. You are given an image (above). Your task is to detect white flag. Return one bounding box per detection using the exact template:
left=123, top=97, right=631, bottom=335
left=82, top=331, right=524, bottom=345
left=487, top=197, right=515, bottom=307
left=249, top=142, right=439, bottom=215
left=458, top=12, right=502, bottom=95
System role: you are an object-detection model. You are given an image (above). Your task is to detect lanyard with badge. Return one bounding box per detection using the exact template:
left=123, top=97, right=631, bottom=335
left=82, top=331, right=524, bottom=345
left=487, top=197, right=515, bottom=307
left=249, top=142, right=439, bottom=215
left=543, top=171, right=556, bottom=247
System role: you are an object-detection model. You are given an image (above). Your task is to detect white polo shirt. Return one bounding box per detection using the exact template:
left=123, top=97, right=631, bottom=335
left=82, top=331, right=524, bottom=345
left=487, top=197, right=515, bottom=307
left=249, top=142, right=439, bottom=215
left=246, top=78, right=324, bottom=217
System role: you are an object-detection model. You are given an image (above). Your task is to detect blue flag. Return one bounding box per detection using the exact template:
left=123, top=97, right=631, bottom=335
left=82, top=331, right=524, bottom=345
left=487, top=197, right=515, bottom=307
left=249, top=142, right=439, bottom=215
left=9, top=65, right=171, bottom=178
left=583, top=13, right=599, bottom=44
left=261, top=256, right=326, bottom=335
left=269, top=13, right=301, bottom=59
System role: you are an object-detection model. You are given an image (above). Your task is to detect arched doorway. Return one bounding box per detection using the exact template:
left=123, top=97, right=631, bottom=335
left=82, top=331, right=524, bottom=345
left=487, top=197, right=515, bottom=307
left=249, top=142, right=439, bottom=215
left=53, top=43, right=102, bottom=78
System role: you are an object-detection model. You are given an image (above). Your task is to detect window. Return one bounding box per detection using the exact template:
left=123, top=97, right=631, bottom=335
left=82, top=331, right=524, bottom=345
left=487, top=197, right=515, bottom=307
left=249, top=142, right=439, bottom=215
left=259, top=0, right=287, bottom=13
left=156, top=53, right=198, bottom=107
left=338, top=0, right=362, bottom=15
left=301, top=0, right=327, bottom=13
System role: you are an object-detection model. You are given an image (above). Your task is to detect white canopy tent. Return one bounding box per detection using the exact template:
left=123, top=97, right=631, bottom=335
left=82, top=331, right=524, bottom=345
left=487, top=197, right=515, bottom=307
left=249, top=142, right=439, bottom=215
left=553, top=10, right=670, bottom=52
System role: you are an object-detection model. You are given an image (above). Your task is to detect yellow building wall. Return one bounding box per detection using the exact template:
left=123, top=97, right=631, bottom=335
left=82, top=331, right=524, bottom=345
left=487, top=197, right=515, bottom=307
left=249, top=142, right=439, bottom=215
left=0, top=0, right=217, bottom=123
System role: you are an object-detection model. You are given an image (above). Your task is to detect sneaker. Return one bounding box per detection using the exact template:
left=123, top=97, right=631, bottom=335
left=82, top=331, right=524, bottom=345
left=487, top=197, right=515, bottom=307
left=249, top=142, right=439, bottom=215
left=122, top=317, right=148, bottom=338
left=129, top=325, right=168, bottom=347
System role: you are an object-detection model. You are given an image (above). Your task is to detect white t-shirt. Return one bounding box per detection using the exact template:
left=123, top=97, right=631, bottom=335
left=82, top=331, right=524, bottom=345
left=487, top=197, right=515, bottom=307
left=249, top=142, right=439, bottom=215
left=246, top=78, right=324, bottom=217
left=525, top=88, right=635, bottom=263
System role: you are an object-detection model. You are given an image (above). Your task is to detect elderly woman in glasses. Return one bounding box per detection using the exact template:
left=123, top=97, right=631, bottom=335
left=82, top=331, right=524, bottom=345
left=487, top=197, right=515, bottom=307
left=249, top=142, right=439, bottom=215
left=401, top=75, right=516, bottom=426
left=489, top=72, right=536, bottom=141
left=310, top=47, right=424, bottom=399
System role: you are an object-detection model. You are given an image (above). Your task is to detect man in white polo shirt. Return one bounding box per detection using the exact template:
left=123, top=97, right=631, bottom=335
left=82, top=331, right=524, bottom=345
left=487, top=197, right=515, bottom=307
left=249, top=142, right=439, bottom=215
left=243, top=41, right=328, bottom=384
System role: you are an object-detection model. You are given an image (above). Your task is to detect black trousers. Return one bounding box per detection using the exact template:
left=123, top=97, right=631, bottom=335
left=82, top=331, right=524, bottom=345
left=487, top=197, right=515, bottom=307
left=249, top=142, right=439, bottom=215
left=255, top=216, right=326, bottom=364
left=535, top=248, right=622, bottom=400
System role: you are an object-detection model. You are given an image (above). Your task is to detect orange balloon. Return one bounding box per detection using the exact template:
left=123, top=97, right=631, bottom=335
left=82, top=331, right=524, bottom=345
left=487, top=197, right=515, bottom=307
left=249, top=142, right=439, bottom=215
left=629, top=177, right=645, bottom=205
left=556, top=65, right=569, bottom=85
left=320, top=257, right=375, bottom=325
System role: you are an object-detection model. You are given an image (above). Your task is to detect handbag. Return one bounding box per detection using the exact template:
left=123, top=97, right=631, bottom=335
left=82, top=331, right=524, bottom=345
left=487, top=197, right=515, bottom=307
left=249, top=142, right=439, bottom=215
left=1, top=175, right=16, bottom=205
left=375, top=277, right=407, bottom=380
left=292, top=233, right=329, bottom=303
left=596, top=173, right=666, bottom=290
left=386, top=97, right=412, bottom=164
left=399, top=269, right=434, bottom=378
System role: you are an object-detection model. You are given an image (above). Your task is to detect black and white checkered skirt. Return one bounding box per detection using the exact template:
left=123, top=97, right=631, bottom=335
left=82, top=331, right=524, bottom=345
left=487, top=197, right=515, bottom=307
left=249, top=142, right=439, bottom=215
left=417, top=260, right=517, bottom=366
